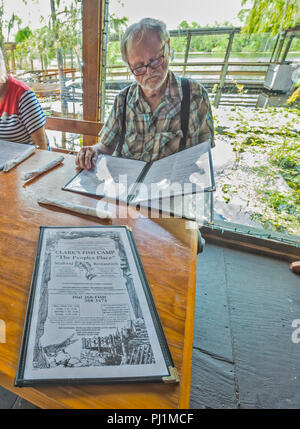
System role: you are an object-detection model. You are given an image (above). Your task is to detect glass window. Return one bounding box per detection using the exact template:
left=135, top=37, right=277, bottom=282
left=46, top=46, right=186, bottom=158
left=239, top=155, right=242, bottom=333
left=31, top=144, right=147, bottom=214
left=3, top=0, right=83, bottom=151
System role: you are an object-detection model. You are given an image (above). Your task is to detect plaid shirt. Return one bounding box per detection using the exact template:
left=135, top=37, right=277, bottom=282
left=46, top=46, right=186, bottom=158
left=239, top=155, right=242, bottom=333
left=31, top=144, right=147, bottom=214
left=100, top=71, right=214, bottom=162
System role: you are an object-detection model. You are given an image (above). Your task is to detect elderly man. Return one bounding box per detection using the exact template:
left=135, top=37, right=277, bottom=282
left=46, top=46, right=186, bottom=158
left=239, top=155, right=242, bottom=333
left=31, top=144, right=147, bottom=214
left=76, top=17, right=214, bottom=170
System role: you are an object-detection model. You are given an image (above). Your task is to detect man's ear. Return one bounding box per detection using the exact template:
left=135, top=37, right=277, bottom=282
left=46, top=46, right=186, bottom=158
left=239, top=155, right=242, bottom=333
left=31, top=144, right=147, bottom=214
left=166, top=38, right=174, bottom=61
left=166, top=38, right=170, bottom=54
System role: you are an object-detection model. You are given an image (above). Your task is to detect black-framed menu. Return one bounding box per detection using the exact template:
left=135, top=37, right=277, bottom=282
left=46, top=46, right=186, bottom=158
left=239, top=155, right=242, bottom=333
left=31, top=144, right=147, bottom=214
left=15, top=226, right=178, bottom=387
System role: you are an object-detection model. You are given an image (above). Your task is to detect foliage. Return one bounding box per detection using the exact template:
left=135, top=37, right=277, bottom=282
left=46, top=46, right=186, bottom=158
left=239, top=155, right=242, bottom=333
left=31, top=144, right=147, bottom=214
left=287, top=78, right=300, bottom=104
left=5, top=7, right=300, bottom=72
left=109, top=13, right=128, bottom=39
left=168, top=20, right=291, bottom=55
left=15, top=26, right=32, bottom=43
left=0, top=0, right=4, bottom=48
left=241, top=0, right=300, bottom=36
left=107, top=14, right=129, bottom=64
left=0, top=1, right=22, bottom=47
left=105, top=17, right=299, bottom=59
left=9, top=2, right=128, bottom=71
left=7, top=13, right=22, bottom=42
left=11, top=0, right=81, bottom=71
left=214, top=105, right=300, bottom=234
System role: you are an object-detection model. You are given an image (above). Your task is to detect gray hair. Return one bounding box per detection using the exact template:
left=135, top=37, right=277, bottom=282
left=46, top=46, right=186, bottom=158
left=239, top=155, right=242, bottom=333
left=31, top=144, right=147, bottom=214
left=120, top=18, right=170, bottom=64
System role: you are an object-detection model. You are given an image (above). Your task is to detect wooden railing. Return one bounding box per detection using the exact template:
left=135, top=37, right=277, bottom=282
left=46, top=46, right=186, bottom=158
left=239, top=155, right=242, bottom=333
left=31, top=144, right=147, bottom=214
left=105, top=61, right=270, bottom=81
left=33, top=68, right=79, bottom=82
left=45, top=117, right=103, bottom=136
left=45, top=117, right=103, bottom=149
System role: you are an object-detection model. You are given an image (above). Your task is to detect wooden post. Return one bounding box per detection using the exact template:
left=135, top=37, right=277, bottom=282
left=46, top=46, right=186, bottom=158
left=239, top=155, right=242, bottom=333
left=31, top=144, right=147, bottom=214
left=270, top=34, right=280, bottom=63
left=214, top=31, right=235, bottom=108
left=281, top=35, right=294, bottom=63
left=273, top=31, right=287, bottom=63
left=99, top=0, right=109, bottom=122
left=11, top=49, right=15, bottom=72
left=82, top=0, right=107, bottom=146
left=183, top=31, right=191, bottom=76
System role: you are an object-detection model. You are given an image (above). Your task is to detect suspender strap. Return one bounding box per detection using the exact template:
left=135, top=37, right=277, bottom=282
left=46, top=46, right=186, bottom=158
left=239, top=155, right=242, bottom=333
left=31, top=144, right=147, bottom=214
left=179, top=77, right=190, bottom=152
left=115, top=84, right=131, bottom=157
left=118, top=78, right=190, bottom=157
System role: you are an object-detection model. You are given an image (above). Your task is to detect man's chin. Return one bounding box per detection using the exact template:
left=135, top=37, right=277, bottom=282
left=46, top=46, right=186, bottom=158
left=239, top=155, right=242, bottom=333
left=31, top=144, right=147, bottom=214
left=142, top=79, right=163, bottom=92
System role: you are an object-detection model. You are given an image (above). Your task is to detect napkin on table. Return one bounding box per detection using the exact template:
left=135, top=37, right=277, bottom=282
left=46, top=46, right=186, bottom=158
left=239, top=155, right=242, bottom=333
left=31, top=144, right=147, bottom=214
left=23, top=155, right=64, bottom=181
left=38, top=197, right=112, bottom=219
left=3, top=146, right=36, bottom=172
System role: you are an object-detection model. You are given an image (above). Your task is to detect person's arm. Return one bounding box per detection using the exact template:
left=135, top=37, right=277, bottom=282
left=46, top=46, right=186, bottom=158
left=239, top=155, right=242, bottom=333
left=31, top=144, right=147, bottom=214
left=19, top=89, right=47, bottom=148
left=75, top=90, right=125, bottom=169
left=75, top=142, right=114, bottom=170
left=31, top=126, right=48, bottom=150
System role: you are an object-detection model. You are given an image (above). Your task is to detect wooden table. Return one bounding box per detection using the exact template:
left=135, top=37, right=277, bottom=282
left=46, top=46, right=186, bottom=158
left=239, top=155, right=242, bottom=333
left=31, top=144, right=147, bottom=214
left=0, top=150, right=198, bottom=409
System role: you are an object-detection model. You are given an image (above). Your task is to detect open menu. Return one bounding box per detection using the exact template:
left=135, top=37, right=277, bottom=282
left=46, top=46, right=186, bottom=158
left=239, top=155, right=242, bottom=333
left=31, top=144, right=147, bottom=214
left=63, top=141, right=214, bottom=202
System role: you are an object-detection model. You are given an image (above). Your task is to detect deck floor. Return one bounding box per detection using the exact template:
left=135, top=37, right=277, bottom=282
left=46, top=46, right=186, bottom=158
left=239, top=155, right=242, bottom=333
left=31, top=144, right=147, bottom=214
left=191, top=242, right=300, bottom=409
left=1, top=242, right=300, bottom=409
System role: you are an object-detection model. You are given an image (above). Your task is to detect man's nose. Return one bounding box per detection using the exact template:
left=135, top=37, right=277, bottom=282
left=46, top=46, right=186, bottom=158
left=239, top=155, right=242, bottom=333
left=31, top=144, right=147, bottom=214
left=146, top=65, right=154, bottom=75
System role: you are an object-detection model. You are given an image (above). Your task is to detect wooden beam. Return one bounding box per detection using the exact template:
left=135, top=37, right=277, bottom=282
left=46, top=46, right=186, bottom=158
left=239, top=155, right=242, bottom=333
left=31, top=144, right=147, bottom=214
left=270, top=34, right=280, bottom=63
left=214, top=31, right=235, bottom=108
left=45, top=117, right=103, bottom=136
left=183, top=31, right=191, bottom=76
left=273, top=31, right=287, bottom=63
left=82, top=0, right=106, bottom=146
left=201, top=222, right=300, bottom=262
left=281, top=35, right=294, bottom=63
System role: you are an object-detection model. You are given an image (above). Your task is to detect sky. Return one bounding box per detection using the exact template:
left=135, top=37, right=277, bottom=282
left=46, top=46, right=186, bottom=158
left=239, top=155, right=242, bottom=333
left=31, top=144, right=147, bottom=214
left=109, top=0, right=245, bottom=28
left=3, top=0, right=246, bottom=38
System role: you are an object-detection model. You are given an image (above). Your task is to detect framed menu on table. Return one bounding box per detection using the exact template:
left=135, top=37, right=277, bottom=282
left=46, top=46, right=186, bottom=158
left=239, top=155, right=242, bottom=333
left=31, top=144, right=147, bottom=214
left=15, top=226, right=178, bottom=386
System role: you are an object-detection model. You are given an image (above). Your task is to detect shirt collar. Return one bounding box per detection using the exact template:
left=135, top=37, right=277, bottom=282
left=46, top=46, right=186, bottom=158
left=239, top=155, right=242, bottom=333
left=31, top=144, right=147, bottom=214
left=169, top=71, right=183, bottom=101
left=131, top=70, right=182, bottom=107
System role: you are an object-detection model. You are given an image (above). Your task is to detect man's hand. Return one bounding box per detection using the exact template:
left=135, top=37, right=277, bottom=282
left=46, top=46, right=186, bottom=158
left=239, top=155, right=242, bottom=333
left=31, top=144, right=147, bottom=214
left=75, top=143, right=114, bottom=170
left=75, top=145, right=100, bottom=170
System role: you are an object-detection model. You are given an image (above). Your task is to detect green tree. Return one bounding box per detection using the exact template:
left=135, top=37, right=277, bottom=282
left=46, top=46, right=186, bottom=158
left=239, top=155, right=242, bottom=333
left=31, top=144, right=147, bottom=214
left=6, top=13, right=22, bottom=42
left=178, top=20, right=189, bottom=30
left=107, top=14, right=130, bottom=65
left=15, top=26, right=32, bottom=43
left=109, top=13, right=128, bottom=39
left=241, top=0, right=300, bottom=36
left=14, top=26, right=33, bottom=69
left=0, top=0, right=5, bottom=48
left=49, top=0, right=81, bottom=115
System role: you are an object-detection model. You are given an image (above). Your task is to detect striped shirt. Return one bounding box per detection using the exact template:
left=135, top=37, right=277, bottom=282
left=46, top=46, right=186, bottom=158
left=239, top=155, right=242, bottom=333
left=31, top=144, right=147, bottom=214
left=0, top=75, right=46, bottom=144
left=100, top=71, right=214, bottom=162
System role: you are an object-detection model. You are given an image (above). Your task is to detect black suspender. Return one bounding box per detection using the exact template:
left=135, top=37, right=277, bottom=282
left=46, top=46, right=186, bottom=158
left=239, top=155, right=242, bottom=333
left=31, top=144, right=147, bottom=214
left=115, top=84, right=131, bottom=157
left=116, top=77, right=190, bottom=157
left=179, top=77, right=190, bottom=152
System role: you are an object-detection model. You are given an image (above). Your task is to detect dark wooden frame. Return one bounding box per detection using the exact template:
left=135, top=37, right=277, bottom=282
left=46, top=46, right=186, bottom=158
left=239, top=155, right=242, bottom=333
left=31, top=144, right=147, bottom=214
left=82, top=0, right=107, bottom=146
left=201, top=220, right=300, bottom=262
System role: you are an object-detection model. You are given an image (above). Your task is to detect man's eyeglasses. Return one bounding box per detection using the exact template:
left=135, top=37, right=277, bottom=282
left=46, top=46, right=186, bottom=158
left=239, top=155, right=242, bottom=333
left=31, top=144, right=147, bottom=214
left=130, top=51, right=165, bottom=76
